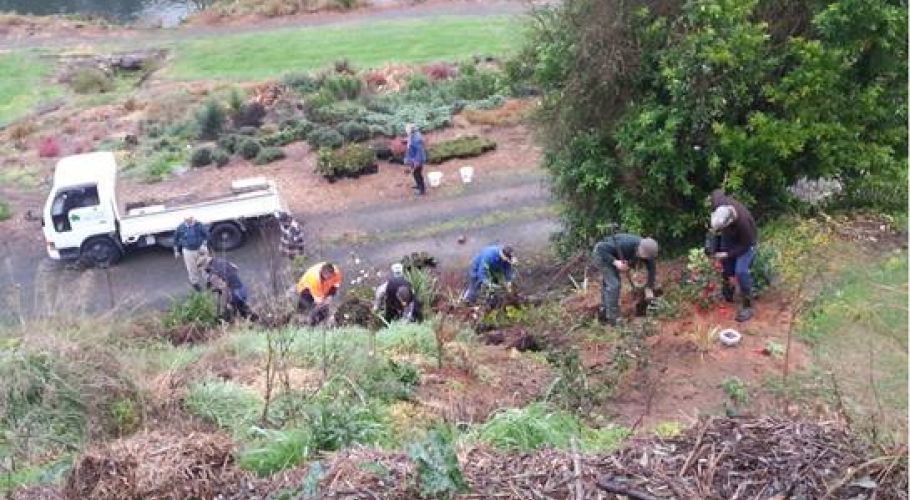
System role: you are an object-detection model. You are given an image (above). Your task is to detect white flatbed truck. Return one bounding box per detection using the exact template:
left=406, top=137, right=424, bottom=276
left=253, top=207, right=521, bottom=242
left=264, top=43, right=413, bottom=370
left=42, top=152, right=286, bottom=266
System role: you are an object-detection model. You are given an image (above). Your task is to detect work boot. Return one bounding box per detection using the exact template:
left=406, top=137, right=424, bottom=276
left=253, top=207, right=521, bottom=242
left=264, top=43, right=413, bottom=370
left=721, top=283, right=736, bottom=303
left=596, top=308, right=616, bottom=326
left=735, top=297, right=754, bottom=322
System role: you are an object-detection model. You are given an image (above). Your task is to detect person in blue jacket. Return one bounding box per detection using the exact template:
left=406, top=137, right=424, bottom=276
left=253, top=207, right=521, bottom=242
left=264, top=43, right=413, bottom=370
left=463, top=245, right=516, bottom=305
left=404, top=123, right=427, bottom=195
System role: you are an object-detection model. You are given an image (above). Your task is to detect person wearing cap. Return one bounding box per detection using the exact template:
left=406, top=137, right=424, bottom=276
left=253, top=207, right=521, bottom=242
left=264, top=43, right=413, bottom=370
left=592, top=234, right=658, bottom=325
left=200, top=254, right=255, bottom=320
left=173, top=215, right=209, bottom=291
left=404, top=123, right=427, bottom=196
left=709, top=189, right=758, bottom=322
left=373, top=264, right=423, bottom=324
left=276, top=211, right=305, bottom=259
left=463, top=245, right=516, bottom=305
left=296, top=262, right=342, bottom=326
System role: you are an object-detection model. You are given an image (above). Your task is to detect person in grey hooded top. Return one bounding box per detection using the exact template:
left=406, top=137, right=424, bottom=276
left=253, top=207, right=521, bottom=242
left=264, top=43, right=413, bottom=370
left=709, top=189, right=758, bottom=322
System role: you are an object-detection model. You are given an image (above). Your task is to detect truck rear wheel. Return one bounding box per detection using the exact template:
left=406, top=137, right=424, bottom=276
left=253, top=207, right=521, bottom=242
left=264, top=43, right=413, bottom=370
left=81, top=236, right=122, bottom=267
left=209, top=222, right=245, bottom=252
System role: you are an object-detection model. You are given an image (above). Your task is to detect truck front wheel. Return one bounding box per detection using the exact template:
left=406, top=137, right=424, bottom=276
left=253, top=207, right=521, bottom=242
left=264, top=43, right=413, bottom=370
left=209, top=222, right=245, bottom=252
left=80, top=236, right=122, bottom=267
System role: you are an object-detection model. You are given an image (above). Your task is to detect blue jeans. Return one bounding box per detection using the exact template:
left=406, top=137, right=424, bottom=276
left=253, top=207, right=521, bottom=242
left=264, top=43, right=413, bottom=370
left=722, top=246, right=755, bottom=297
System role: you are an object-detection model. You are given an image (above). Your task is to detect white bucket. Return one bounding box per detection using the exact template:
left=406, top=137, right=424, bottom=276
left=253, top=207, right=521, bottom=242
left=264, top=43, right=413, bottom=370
left=459, top=166, right=474, bottom=183
left=427, top=171, right=443, bottom=187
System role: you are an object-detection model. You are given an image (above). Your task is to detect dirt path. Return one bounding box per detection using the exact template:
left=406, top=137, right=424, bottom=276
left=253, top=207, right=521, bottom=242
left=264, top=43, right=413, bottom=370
left=0, top=0, right=530, bottom=50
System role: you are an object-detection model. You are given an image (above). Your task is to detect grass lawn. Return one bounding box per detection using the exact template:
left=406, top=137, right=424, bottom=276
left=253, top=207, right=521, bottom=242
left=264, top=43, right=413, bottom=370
left=165, top=15, right=521, bottom=81
left=0, top=52, right=61, bottom=127
left=798, top=248, right=908, bottom=443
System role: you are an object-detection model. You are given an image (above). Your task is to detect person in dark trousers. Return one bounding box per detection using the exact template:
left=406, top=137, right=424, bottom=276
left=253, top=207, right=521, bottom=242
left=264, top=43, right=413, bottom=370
left=404, top=123, right=427, bottom=195
left=296, top=262, right=342, bottom=326
left=593, top=234, right=658, bottom=325
left=374, top=266, right=423, bottom=324
left=201, top=255, right=256, bottom=320
left=276, top=211, right=305, bottom=259
left=173, top=215, right=209, bottom=291
left=463, top=245, right=516, bottom=305
left=709, top=189, right=758, bottom=322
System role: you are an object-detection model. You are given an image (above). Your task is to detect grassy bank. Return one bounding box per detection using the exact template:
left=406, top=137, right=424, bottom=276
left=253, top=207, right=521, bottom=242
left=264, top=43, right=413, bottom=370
left=165, top=15, right=520, bottom=81
left=0, top=52, right=60, bottom=127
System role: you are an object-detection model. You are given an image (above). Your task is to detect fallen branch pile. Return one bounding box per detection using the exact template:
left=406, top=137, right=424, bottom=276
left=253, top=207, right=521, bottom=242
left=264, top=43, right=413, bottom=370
left=263, top=416, right=907, bottom=499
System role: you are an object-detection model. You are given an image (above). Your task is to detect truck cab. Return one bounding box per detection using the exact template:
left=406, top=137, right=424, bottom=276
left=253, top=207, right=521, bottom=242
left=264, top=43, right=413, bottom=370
left=43, top=152, right=120, bottom=263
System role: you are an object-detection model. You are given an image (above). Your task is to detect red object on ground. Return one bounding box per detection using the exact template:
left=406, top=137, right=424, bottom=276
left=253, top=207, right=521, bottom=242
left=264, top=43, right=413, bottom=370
left=38, top=136, right=61, bottom=158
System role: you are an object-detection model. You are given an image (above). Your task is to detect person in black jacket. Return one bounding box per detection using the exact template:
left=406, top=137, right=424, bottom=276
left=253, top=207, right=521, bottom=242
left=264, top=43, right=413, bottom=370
left=709, top=189, right=758, bottom=322
left=373, top=272, right=422, bottom=324
left=592, top=234, right=659, bottom=325
left=201, top=255, right=255, bottom=320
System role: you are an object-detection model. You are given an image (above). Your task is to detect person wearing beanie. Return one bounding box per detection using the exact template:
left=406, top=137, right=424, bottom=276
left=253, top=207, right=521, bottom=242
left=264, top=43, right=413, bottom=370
left=404, top=123, right=427, bottom=196
left=709, top=189, right=758, bottom=322
left=592, top=234, right=658, bottom=325
left=463, top=245, right=516, bottom=305
left=373, top=262, right=422, bottom=323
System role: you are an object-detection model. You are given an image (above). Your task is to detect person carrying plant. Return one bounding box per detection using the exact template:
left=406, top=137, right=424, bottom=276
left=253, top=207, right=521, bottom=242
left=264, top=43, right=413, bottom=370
left=173, top=214, right=209, bottom=291
left=592, top=234, right=658, bottom=325
left=199, top=254, right=255, bottom=321
left=275, top=211, right=305, bottom=259
left=463, top=245, right=516, bottom=305
left=296, top=262, right=342, bottom=326
left=373, top=264, right=423, bottom=324
left=709, top=189, right=758, bottom=322
left=404, top=123, right=427, bottom=196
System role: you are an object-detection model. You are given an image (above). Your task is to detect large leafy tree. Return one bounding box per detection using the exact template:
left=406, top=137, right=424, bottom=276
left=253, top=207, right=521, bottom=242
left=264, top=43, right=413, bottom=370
left=522, top=0, right=907, bottom=251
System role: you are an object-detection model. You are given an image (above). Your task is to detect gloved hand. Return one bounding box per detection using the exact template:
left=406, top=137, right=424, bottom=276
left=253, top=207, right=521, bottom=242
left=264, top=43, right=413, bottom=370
left=714, top=252, right=729, bottom=260
left=505, top=282, right=514, bottom=293
left=644, top=287, right=654, bottom=300
left=613, top=259, right=629, bottom=272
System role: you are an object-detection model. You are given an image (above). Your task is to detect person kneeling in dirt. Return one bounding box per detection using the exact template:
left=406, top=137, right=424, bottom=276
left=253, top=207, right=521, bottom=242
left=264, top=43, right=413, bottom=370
left=709, top=189, right=758, bottom=322
left=373, top=264, right=423, bottom=324
left=593, top=234, right=658, bottom=326
left=200, top=255, right=256, bottom=321
left=296, top=262, right=342, bottom=326
left=463, top=245, right=516, bottom=305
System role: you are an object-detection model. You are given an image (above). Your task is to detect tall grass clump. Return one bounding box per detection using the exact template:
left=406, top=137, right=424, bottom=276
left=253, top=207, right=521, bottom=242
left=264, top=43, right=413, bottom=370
left=162, top=292, right=218, bottom=330
left=183, top=379, right=262, bottom=434
left=472, top=403, right=629, bottom=452
left=238, top=427, right=312, bottom=476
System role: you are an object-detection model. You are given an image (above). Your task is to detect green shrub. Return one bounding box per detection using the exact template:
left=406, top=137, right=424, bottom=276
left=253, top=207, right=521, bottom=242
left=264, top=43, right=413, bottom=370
left=184, top=379, right=262, bottom=433
left=261, top=121, right=313, bottom=147
left=238, top=428, right=312, bottom=476
left=409, top=427, right=468, bottom=499
left=162, top=292, right=219, bottom=330
left=0, top=199, right=11, bottom=221
left=407, top=73, right=431, bottom=92
left=357, top=359, right=421, bottom=402
left=307, top=126, right=345, bottom=150
left=237, top=137, right=262, bottom=160
left=332, top=0, right=359, bottom=10
left=216, top=134, right=238, bottom=154
left=323, top=74, right=363, bottom=100
left=307, top=100, right=366, bottom=125
left=212, top=148, right=231, bottom=167
left=454, top=64, right=501, bottom=100
left=254, top=146, right=286, bottom=165
left=337, top=121, right=371, bottom=142
left=69, top=67, right=114, bottom=94
left=231, top=101, right=267, bottom=129
left=190, top=146, right=214, bottom=168
left=403, top=266, right=438, bottom=313
left=473, top=403, right=629, bottom=452
left=283, top=72, right=321, bottom=93
left=315, top=143, right=376, bottom=180
left=427, top=135, right=496, bottom=164
left=195, top=99, right=226, bottom=140
left=303, top=401, right=393, bottom=452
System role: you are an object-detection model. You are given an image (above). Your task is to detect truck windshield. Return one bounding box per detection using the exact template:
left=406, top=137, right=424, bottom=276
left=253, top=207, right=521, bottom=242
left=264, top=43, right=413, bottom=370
left=51, top=186, right=100, bottom=232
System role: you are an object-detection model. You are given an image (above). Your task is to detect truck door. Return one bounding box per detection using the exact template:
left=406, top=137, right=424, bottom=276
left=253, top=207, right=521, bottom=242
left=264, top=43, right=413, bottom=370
left=48, top=185, right=115, bottom=249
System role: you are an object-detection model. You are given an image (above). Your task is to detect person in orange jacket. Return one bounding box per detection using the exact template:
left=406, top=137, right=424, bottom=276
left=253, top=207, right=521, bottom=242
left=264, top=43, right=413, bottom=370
left=296, top=262, right=342, bottom=326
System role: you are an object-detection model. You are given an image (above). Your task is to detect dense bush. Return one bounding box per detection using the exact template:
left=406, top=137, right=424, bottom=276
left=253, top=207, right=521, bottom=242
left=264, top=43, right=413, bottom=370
left=254, top=146, right=286, bottom=165
left=261, top=121, right=314, bottom=147
left=283, top=72, right=321, bottom=93
left=427, top=135, right=496, bottom=164
left=316, top=143, right=377, bottom=180
left=522, top=0, right=908, bottom=250
left=337, top=120, right=371, bottom=142
left=237, top=137, right=262, bottom=160
left=307, top=100, right=366, bottom=125
left=190, top=146, right=214, bottom=167
left=195, top=99, right=226, bottom=140
left=212, top=148, right=231, bottom=167
left=322, top=74, right=363, bottom=100
left=231, top=101, right=267, bottom=129
left=69, top=67, right=114, bottom=94
left=162, top=292, right=219, bottom=330
left=217, top=134, right=239, bottom=154
left=454, top=63, right=502, bottom=100
left=307, top=126, right=344, bottom=149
